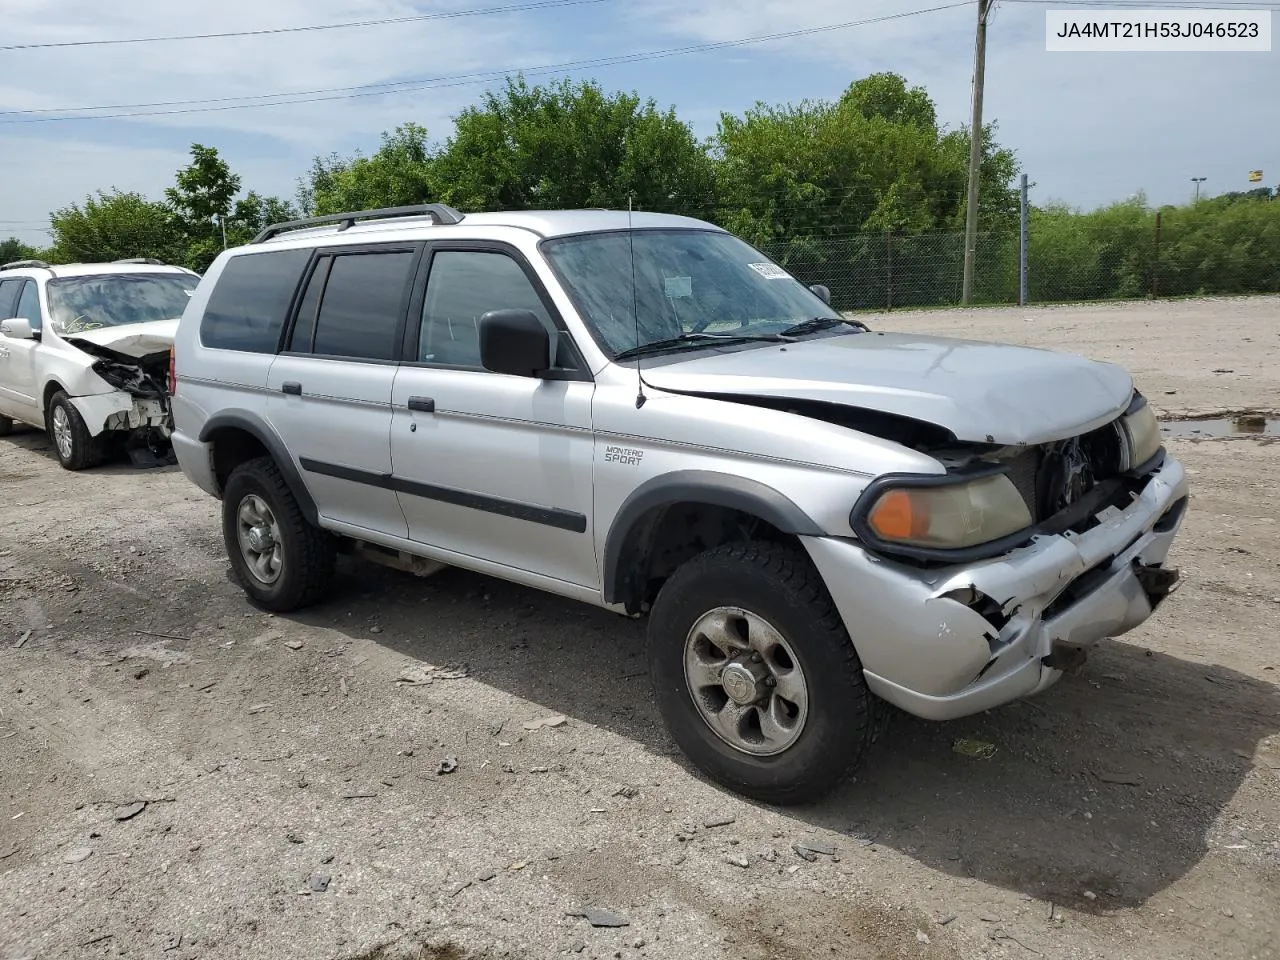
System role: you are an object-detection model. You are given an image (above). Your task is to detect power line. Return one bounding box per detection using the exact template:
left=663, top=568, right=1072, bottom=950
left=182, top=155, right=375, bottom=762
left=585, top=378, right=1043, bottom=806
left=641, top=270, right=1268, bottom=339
left=0, top=2, right=975, bottom=124
left=0, top=0, right=617, bottom=51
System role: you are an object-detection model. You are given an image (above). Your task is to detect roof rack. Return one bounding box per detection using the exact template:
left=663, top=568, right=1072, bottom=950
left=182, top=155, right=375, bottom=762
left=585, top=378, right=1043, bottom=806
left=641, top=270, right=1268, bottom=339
left=252, top=203, right=465, bottom=244
left=1, top=259, right=51, bottom=271
left=114, top=257, right=166, bottom=265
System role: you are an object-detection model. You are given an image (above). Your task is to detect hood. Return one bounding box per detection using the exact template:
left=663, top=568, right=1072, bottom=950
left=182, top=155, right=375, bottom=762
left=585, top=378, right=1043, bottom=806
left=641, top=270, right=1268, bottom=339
left=640, top=331, right=1134, bottom=446
left=63, top=318, right=178, bottom=360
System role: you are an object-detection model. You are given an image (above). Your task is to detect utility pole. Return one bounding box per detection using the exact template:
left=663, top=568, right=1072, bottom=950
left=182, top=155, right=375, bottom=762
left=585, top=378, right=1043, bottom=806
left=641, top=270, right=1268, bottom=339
left=961, top=0, right=994, bottom=305
left=1191, top=176, right=1206, bottom=202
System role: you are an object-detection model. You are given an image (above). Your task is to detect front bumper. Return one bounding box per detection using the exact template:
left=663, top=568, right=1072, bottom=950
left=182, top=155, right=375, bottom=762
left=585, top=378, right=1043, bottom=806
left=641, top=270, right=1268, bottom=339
left=69, top=392, right=171, bottom=438
left=801, top=452, right=1189, bottom=721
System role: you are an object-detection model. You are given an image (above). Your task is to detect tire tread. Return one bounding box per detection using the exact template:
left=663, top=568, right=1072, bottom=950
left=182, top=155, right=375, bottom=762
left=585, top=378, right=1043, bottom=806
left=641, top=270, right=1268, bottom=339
left=224, top=456, right=335, bottom=611
left=649, top=539, right=887, bottom=805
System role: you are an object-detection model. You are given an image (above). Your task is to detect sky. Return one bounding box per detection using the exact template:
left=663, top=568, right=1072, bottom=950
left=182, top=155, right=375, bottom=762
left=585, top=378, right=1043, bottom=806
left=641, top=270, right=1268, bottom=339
left=1, top=0, right=1277, bottom=247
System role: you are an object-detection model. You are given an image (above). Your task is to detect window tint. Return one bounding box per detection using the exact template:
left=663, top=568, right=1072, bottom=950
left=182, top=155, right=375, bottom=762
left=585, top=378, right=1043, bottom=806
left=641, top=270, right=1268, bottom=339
left=200, top=248, right=310, bottom=353
left=286, top=258, right=330, bottom=353
left=0, top=279, right=22, bottom=320
left=311, top=251, right=415, bottom=361
left=15, top=280, right=40, bottom=329
left=419, top=251, right=554, bottom=367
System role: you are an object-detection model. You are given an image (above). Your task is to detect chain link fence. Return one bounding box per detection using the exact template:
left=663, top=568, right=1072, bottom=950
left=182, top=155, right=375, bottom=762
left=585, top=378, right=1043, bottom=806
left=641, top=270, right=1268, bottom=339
left=759, top=214, right=1280, bottom=312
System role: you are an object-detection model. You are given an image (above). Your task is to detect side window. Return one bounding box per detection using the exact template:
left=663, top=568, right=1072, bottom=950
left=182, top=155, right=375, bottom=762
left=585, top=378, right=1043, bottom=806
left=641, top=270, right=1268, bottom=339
left=200, top=248, right=310, bottom=353
left=286, top=257, right=331, bottom=353
left=14, top=281, right=41, bottom=330
left=419, top=251, right=555, bottom=368
left=0, top=279, right=21, bottom=320
left=310, top=251, right=416, bottom=361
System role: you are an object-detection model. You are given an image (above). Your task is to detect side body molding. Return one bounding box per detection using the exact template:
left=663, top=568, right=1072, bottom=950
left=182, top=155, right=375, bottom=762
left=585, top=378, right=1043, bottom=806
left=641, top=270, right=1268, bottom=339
left=602, top=469, right=826, bottom=606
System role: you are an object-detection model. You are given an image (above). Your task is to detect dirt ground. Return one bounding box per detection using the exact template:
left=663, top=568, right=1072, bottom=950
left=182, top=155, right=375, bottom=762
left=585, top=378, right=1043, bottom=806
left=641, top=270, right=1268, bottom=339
left=2, top=295, right=1278, bottom=960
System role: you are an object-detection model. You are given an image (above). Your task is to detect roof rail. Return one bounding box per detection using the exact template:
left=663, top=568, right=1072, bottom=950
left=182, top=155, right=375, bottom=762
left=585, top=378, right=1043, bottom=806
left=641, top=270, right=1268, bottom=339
left=114, top=257, right=166, bottom=265
left=252, top=203, right=465, bottom=244
left=1, top=259, right=51, bottom=271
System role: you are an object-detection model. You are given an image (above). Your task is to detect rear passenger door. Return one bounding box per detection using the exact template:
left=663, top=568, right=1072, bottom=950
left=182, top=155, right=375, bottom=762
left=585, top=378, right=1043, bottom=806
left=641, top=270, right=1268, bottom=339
left=266, top=243, right=423, bottom=537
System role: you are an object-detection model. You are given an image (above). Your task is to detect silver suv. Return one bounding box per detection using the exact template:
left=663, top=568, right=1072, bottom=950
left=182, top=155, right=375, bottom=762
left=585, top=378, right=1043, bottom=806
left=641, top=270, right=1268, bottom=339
left=170, top=204, right=1188, bottom=803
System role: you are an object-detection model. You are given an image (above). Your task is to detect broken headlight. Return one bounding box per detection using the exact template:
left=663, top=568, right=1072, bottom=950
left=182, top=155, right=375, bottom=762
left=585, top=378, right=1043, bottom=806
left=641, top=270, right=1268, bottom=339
left=852, top=471, right=1033, bottom=553
left=1121, top=398, right=1162, bottom=469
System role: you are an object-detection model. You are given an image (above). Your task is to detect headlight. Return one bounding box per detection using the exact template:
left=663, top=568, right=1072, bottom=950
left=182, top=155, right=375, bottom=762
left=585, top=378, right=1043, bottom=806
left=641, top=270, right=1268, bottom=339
left=1122, top=398, right=1162, bottom=469
left=854, top=473, right=1033, bottom=551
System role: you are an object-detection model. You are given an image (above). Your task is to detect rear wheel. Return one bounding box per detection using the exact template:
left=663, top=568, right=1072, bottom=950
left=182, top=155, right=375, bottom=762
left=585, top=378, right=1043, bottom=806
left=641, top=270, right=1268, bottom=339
left=222, top=456, right=336, bottom=612
left=47, top=391, right=105, bottom=470
left=0, top=415, right=12, bottom=437
left=647, top=540, right=882, bottom=805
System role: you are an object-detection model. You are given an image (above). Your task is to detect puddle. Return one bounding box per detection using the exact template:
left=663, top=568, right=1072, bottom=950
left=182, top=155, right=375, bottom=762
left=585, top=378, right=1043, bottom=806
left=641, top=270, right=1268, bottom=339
left=1160, top=415, right=1279, bottom=439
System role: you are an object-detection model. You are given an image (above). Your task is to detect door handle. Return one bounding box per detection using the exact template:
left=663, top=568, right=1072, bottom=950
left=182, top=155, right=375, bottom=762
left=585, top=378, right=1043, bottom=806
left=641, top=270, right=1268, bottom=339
left=407, top=396, right=435, bottom=413
left=282, top=381, right=302, bottom=395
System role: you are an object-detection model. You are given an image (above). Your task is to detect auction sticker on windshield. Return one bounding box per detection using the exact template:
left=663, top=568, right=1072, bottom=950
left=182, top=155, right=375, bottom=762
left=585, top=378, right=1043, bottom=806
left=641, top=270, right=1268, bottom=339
left=748, top=262, right=791, bottom=279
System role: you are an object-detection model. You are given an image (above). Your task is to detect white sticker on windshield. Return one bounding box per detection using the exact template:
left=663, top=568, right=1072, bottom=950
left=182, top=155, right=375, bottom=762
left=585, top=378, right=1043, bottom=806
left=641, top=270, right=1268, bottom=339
left=748, top=262, right=791, bottom=280
left=664, top=275, right=692, bottom=298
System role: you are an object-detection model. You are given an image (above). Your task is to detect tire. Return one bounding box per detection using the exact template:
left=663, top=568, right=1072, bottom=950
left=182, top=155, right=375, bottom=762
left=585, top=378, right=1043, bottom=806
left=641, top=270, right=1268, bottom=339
left=222, top=455, right=336, bottom=612
left=0, top=415, right=12, bottom=437
left=46, top=391, right=105, bottom=470
left=647, top=540, right=883, bottom=806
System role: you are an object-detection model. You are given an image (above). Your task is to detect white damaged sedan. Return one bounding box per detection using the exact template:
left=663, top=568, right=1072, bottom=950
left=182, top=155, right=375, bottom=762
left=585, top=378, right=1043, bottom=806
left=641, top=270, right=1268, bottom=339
left=0, top=258, right=200, bottom=469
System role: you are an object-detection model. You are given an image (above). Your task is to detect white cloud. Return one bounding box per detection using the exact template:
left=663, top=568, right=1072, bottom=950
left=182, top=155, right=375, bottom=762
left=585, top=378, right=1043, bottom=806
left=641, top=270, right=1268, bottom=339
left=0, top=0, right=567, bottom=243
left=1, top=0, right=1275, bottom=247
left=628, top=0, right=1280, bottom=209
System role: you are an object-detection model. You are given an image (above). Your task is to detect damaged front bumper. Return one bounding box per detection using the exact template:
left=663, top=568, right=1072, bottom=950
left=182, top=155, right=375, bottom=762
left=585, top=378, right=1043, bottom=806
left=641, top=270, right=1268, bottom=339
left=70, top=391, right=171, bottom=439
left=801, top=452, right=1190, bottom=721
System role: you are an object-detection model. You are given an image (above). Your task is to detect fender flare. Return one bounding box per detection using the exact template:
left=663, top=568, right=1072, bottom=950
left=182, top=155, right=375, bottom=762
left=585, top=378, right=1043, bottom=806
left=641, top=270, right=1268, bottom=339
left=601, top=470, right=825, bottom=606
left=198, top=411, right=320, bottom=526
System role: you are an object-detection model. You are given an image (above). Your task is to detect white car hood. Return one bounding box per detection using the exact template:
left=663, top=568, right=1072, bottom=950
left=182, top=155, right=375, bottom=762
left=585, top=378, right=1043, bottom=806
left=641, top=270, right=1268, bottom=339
left=640, top=330, right=1135, bottom=446
left=63, top=318, right=179, bottom=359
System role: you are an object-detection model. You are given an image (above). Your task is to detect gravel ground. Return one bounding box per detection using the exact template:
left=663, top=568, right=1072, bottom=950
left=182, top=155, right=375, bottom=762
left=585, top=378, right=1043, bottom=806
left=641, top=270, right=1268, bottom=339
left=1, top=296, right=1278, bottom=960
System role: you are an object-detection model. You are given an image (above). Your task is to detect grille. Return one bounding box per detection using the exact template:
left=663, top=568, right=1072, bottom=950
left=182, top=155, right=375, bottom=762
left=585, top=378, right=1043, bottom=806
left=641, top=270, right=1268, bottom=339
left=1004, top=449, right=1042, bottom=521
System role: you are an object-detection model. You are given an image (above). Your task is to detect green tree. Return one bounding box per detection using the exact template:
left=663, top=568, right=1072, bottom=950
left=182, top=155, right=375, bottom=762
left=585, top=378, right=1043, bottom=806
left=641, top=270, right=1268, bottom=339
left=165, top=143, right=242, bottom=271
left=48, top=189, right=183, bottom=264
left=299, top=123, right=436, bottom=215
left=226, top=191, right=300, bottom=245
left=0, top=237, right=41, bottom=263
left=430, top=76, right=715, bottom=213
left=712, top=72, right=1020, bottom=307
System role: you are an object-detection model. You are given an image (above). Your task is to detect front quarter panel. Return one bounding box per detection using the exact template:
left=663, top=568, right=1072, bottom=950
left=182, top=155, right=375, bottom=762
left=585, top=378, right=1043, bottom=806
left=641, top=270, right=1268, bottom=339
left=591, top=371, right=946, bottom=602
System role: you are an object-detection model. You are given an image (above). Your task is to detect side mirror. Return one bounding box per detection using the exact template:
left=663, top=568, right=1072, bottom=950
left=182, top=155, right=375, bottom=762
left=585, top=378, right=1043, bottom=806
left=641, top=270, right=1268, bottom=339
left=0, top=318, right=35, bottom=340
left=479, top=309, right=550, bottom=378
left=809, top=284, right=832, bottom=306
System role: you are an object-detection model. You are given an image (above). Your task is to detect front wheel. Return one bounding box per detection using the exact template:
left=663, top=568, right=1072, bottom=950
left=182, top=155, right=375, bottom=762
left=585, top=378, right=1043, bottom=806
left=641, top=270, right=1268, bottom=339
left=647, top=541, right=883, bottom=805
left=47, top=391, right=105, bottom=470
left=222, top=456, right=336, bottom=612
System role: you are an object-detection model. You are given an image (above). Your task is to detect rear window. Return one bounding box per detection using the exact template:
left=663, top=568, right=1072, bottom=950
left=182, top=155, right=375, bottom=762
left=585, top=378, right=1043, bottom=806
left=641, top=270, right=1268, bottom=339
left=200, top=248, right=310, bottom=353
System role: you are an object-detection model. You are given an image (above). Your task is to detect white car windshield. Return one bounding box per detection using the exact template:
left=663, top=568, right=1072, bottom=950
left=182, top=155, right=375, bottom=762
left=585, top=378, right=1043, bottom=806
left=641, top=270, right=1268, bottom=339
left=541, top=228, right=843, bottom=357
left=47, top=273, right=198, bottom=334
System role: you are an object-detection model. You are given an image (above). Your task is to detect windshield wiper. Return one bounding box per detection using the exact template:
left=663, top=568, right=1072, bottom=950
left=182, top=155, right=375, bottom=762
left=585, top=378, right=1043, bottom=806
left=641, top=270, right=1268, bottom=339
left=613, top=331, right=792, bottom=362
left=779, top=316, right=870, bottom=338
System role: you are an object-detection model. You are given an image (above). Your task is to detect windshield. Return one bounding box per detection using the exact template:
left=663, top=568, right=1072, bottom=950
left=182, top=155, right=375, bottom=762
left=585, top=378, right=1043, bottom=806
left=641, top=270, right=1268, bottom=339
left=542, top=229, right=842, bottom=357
left=47, top=273, right=198, bottom=334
